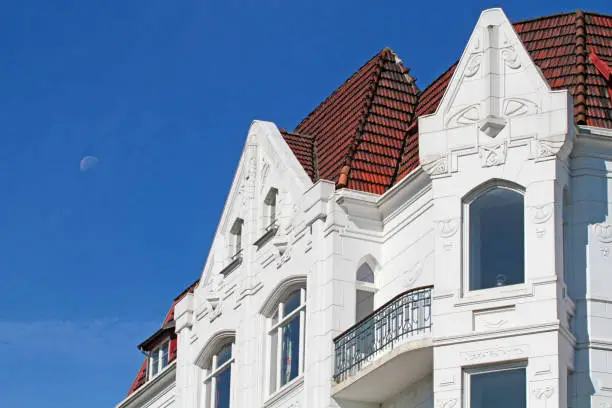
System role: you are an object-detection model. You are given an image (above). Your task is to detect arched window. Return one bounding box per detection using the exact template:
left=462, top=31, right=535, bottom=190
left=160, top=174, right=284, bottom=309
left=466, top=184, right=525, bottom=291
left=355, top=263, right=376, bottom=322
left=267, top=287, right=306, bottom=393
left=203, top=341, right=234, bottom=408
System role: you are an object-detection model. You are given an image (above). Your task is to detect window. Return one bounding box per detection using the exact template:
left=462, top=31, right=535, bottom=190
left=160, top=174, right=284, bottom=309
left=204, top=343, right=234, bottom=408
left=264, top=188, right=278, bottom=231
left=268, top=287, right=306, bottom=393
left=355, top=263, right=376, bottom=322
left=466, top=184, right=524, bottom=291
left=148, top=340, right=170, bottom=379
left=229, top=219, right=243, bottom=259
left=465, top=365, right=526, bottom=408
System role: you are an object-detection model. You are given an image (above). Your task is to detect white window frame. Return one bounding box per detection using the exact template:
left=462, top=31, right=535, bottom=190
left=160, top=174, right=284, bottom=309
left=267, top=287, right=306, bottom=395
left=463, top=362, right=527, bottom=408
left=462, top=182, right=525, bottom=294
left=203, top=342, right=235, bottom=408
left=148, top=340, right=170, bottom=380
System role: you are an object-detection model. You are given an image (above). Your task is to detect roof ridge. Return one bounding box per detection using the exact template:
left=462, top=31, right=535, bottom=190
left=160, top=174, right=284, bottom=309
left=512, top=10, right=576, bottom=25
left=281, top=129, right=317, bottom=139
left=339, top=49, right=390, bottom=188
left=295, top=48, right=394, bottom=132
left=574, top=10, right=588, bottom=125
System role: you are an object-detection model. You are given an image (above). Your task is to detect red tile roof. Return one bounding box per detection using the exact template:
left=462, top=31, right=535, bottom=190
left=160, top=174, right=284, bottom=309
left=283, top=11, right=612, bottom=193
left=127, top=280, right=199, bottom=397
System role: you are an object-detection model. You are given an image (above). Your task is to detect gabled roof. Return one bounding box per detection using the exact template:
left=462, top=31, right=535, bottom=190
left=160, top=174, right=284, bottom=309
left=127, top=280, right=199, bottom=396
left=283, top=10, right=612, bottom=193
left=287, top=48, right=420, bottom=195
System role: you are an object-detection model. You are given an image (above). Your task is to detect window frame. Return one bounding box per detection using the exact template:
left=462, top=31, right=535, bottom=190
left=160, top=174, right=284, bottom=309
left=462, top=181, right=526, bottom=295
left=263, top=187, right=278, bottom=232
left=148, top=339, right=170, bottom=380
left=203, top=342, right=235, bottom=408
left=229, top=218, right=244, bottom=260
left=463, top=362, right=527, bottom=408
left=355, top=262, right=377, bottom=322
left=266, top=287, right=306, bottom=395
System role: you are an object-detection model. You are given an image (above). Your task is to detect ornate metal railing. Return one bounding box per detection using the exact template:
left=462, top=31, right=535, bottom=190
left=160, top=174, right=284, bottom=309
left=333, top=286, right=432, bottom=382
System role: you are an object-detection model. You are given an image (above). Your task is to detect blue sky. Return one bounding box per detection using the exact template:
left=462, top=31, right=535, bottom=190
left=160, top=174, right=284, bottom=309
left=0, top=1, right=608, bottom=406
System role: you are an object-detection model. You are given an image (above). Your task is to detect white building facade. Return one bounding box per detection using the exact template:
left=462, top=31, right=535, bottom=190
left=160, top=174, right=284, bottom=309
left=116, top=8, right=612, bottom=408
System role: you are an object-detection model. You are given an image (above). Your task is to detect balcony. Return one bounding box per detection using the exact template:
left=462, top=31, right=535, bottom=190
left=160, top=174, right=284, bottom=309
left=332, top=286, right=433, bottom=404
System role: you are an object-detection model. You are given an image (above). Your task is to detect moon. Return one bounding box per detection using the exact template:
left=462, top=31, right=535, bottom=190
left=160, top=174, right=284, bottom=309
left=79, top=156, right=99, bottom=172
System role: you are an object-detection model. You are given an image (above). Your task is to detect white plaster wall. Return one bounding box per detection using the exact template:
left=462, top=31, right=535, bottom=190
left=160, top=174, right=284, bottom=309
left=382, top=375, right=433, bottom=408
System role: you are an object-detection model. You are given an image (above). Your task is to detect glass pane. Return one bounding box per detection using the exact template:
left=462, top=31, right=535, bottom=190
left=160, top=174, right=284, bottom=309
left=215, top=365, right=232, bottom=408
left=216, top=344, right=232, bottom=368
left=471, top=368, right=526, bottom=408
left=356, top=290, right=374, bottom=322
left=284, top=291, right=301, bottom=315
left=469, top=188, right=524, bottom=290
left=161, top=343, right=169, bottom=368
left=151, top=352, right=159, bottom=377
left=356, top=263, right=375, bottom=283
left=270, top=330, right=278, bottom=393
left=281, top=316, right=300, bottom=386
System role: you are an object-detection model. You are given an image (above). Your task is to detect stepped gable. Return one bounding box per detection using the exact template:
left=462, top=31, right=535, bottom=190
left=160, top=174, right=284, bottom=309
left=283, top=11, right=612, bottom=192
left=289, top=48, right=420, bottom=195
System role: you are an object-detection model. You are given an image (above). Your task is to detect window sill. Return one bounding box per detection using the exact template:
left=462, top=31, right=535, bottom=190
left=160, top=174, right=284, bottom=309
left=456, top=283, right=533, bottom=307
left=219, top=255, right=242, bottom=277
left=254, top=225, right=278, bottom=248
left=263, top=375, right=304, bottom=408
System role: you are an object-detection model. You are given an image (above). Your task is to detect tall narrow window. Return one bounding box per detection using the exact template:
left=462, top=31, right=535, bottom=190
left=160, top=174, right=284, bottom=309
left=355, top=263, right=375, bottom=322
left=264, top=188, right=278, bottom=231
left=204, top=342, right=234, bottom=408
left=466, top=185, right=524, bottom=291
left=268, top=287, right=306, bottom=393
left=466, top=365, right=526, bottom=408
left=229, top=219, right=243, bottom=260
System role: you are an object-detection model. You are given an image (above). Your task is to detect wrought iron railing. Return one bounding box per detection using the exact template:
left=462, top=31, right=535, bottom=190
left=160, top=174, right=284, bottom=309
left=333, top=286, right=432, bottom=382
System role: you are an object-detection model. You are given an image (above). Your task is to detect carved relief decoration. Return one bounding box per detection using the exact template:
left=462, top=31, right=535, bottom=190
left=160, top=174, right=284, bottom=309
left=529, top=139, right=558, bottom=159
left=447, top=104, right=480, bottom=127
left=436, top=398, right=458, bottom=408
left=465, top=53, right=483, bottom=78
left=531, top=203, right=554, bottom=224
left=533, top=386, right=554, bottom=408
left=594, top=223, right=612, bottom=243
left=504, top=98, right=537, bottom=117
left=479, top=142, right=507, bottom=167
left=438, top=218, right=460, bottom=239
left=461, top=345, right=527, bottom=362
left=501, top=46, right=522, bottom=69
left=430, top=155, right=451, bottom=177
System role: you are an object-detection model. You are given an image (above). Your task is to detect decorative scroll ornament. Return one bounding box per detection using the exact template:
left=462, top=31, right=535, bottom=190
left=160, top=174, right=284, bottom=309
left=436, top=398, right=458, bottom=408
left=501, top=46, right=521, bottom=69
left=430, top=155, right=450, bottom=176
left=438, top=218, right=460, bottom=239
left=529, top=139, right=557, bottom=159
left=594, top=223, right=612, bottom=243
left=531, top=203, right=554, bottom=224
left=465, top=53, right=483, bottom=77
left=504, top=98, right=537, bottom=117
left=479, top=142, right=507, bottom=167
left=447, top=104, right=480, bottom=127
